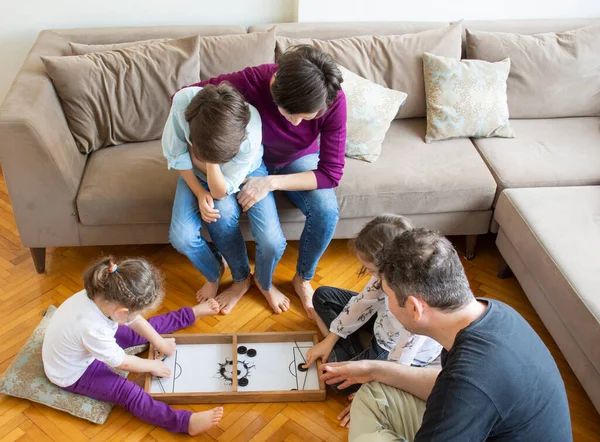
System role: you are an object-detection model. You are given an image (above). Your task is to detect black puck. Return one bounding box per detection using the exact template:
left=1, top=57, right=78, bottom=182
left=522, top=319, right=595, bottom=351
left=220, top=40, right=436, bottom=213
left=298, top=363, right=308, bottom=372
left=238, top=378, right=249, bottom=387
left=237, top=346, right=247, bottom=355
left=247, top=349, right=257, bottom=357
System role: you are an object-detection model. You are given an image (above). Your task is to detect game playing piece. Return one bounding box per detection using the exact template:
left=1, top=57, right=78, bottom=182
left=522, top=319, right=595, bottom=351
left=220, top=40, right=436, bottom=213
left=237, top=346, right=247, bottom=354
left=297, top=363, right=308, bottom=372
left=247, top=348, right=257, bottom=357
left=238, top=378, right=249, bottom=387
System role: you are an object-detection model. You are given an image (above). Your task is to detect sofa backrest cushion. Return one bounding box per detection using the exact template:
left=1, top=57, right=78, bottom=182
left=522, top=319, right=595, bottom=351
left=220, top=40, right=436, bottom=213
left=70, top=28, right=276, bottom=80
left=42, top=35, right=200, bottom=154
left=275, top=22, right=462, bottom=119
left=466, top=24, right=600, bottom=119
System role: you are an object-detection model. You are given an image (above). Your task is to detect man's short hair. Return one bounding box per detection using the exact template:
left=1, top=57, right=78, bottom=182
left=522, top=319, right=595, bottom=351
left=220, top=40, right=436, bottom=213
left=376, top=228, right=473, bottom=311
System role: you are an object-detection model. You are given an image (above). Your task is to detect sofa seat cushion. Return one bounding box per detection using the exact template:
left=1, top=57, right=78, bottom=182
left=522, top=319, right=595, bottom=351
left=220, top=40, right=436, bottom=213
left=336, top=118, right=497, bottom=218
left=78, top=119, right=497, bottom=226
left=494, top=186, right=600, bottom=375
left=473, top=117, right=600, bottom=196
left=76, top=141, right=301, bottom=226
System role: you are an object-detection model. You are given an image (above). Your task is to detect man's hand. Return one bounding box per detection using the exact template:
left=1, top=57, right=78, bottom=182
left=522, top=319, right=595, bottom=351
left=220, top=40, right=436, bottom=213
left=154, top=337, right=176, bottom=357
left=198, top=191, right=220, bottom=223
left=320, top=360, right=375, bottom=390
left=237, top=176, right=275, bottom=212
left=337, top=393, right=355, bottom=428
left=304, top=334, right=338, bottom=368
left=151, top=360, right=172, bottom=378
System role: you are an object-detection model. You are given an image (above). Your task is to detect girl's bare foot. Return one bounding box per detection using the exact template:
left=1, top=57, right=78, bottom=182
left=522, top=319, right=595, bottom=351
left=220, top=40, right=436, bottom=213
left=188, top=407, right=224, bottom=436
left=196, top=257, right=228, bottom=302
left=255, top=275, right=290, bottom=314
left=192, top=299, right=220, bottom=318
left=293, top=273, right=315, bottom=319
left=215, top=276, right=253, bottom=315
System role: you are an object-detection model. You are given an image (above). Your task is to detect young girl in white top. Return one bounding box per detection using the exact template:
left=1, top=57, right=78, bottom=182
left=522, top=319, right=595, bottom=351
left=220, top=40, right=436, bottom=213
left=305, top=215, right=442, bottom=393
left=42, top=257, right=222, bottom=435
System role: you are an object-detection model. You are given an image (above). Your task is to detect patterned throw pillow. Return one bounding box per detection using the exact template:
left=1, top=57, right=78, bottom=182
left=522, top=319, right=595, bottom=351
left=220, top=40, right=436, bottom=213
left=423, top=52, right=515, bottom=143
left=0, top=305, right=147, bottom=424
left=340, top=65, right=408, bottom=162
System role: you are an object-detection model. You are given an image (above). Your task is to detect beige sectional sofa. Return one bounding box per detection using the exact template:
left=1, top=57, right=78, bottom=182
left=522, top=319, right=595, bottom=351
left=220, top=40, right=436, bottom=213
left=0, top=17, right=599, bottom=411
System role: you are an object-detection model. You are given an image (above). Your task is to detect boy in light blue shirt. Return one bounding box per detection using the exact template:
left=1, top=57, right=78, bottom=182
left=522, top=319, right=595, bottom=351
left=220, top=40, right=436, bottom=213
left=163, top=83, right=289, bottom=315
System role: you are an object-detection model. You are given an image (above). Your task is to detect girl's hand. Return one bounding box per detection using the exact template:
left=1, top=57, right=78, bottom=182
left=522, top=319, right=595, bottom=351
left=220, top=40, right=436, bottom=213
left=236, top=176, right=275, bottom=212
left=337, top=393, right=355, bottom=428
left=304, top=337, right=336, bottom=368
left=151, top=360, right=172, bottom=378
left=198, top=192, right=220, bottom=223
left=155, top=337, right=176, bottom=357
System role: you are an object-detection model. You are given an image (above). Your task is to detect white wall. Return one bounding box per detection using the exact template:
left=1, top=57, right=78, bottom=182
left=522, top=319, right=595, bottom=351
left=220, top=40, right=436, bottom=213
left=297, top=0, right=600, bottom=22
left=0, top=0, right=295, bottom=104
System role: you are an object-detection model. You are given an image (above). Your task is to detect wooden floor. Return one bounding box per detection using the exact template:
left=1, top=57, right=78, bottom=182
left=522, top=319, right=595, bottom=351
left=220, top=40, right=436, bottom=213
left=0, top=170, right=599, bottom=441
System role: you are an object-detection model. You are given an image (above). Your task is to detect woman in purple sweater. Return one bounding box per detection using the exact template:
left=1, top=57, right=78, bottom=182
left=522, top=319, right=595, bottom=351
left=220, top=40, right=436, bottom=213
left=180, top=46, right=346, bottom=318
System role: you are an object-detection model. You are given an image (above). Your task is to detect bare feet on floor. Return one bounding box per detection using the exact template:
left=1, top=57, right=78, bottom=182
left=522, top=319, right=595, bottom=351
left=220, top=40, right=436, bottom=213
left=215, top=276, right=253, bottom=315
left=188, top=407, right=224, bottom=436
left=254, top=275, right=290, bottom=314
left=196, top=257, right=228, bottom=302
left=293, top=273, right=315, bottom=319
left=192, top=299, right=220, bottom=318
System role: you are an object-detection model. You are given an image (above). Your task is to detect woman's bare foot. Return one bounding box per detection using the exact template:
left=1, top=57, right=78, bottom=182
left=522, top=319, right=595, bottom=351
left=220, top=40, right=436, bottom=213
left=293, top=273, right=315, bottom=319
left=215, top=276, right=253, bottom=315
left=196, top=257, right=228, bottom=302
left=255, top=275, right=290, bottom=314
left=192, top=299, right=220, bottom=319
left=188, top=407, right=224, bottom=436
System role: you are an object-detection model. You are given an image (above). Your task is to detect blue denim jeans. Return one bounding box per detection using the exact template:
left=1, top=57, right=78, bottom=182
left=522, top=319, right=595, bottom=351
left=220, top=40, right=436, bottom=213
left=169, top=163, right=286, bottom=290
left=268, top=154, right=340, bottom=281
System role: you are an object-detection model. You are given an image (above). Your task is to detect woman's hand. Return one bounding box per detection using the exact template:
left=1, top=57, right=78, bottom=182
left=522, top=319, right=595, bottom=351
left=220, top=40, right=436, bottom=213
left=236, top=176, right=276, bottom=212
left=155, top=337, right=176, bottom=357
left=198, top=191, right=220, bottom=223
left=337, top=393, right=355, bottom=428
left=320, top=360, right=375, bottom=390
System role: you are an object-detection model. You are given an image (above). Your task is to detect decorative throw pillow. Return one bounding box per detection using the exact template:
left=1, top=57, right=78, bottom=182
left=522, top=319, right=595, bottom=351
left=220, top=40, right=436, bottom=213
left=70, top=28, right=276, bottom=80
left=0, top=306, right=144, bottom=424
left=466, top=25, right=600, bottom=118
left=423, top=52, right=514, bottom=143
left=340, top=65, right=407, bottom=162
left=42, top=35, right=200, bottom=154
left=276, top=22, right=462, bottom=119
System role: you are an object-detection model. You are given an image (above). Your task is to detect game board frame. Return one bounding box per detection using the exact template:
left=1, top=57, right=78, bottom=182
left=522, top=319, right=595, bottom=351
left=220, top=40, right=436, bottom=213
left=144, top=331, right=327, bottom=404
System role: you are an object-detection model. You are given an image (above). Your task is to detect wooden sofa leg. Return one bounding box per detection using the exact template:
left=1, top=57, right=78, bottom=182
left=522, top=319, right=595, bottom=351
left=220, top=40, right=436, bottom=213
left=465, top=235, right=477, bottom=260
left=30, top=248, right=46, bottom=274
left=497, top=257, right=513, bottom=279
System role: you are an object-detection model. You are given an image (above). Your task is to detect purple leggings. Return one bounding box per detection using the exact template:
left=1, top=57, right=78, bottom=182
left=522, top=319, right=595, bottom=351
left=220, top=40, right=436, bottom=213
left=64, top=307, right=195, bottom=433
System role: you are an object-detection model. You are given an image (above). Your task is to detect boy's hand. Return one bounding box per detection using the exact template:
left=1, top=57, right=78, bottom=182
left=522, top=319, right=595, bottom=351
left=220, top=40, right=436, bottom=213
left=151, top=360, right=172, bottom=378
left=304, top=336, right=336, bottom=368
left=198, top=192, right=220, bottom=223
left=155, top=337, right=176, bottom=357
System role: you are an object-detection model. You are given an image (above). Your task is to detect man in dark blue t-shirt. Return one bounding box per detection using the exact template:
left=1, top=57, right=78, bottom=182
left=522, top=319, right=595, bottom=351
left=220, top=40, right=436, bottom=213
left=321, top=229, right=572, bottom=441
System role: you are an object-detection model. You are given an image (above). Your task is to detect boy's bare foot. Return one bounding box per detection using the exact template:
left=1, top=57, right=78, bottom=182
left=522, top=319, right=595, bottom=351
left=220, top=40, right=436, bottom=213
left=192, top=299, right=220, bottom=319
left=196, top=280, right=219, bottom=303
left=255, top=275, right=290, bottom=314
left=293, top=273, right=315, bottom=319
left=215, top=276, right=253, bottom=315
left=188, top=407, right=224, bottom=436
left=196, top=257, right=228, bottom=302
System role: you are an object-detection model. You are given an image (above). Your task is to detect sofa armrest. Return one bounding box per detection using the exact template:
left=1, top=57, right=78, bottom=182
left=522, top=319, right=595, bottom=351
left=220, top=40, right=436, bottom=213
left=0, top=31, right=85, bottom=247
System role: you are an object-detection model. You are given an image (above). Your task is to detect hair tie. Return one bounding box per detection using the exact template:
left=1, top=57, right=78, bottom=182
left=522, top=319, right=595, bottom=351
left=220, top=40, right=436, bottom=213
left=108, top=263, right=119, bottom=274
